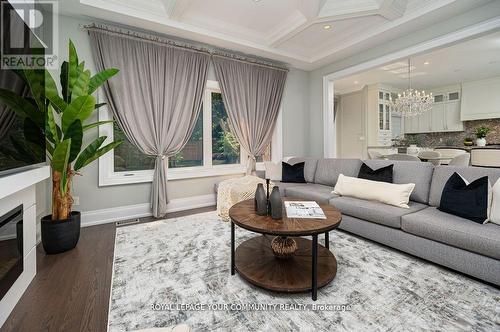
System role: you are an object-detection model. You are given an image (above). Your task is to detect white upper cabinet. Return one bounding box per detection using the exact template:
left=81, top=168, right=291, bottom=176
left=403, top=85, right=463, bottom=134
left=461, top=76, right=500, bottom=121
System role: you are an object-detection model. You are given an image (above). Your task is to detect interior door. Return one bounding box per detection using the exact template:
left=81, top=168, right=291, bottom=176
left=338, top=91, right=365, bottom=159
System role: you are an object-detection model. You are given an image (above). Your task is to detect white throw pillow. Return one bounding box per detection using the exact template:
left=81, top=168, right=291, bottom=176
left=489, top=179, right=500, bottom=225
left=333, top=174, right=415, bottom=209
left=264, top=161, right=282, bottom=181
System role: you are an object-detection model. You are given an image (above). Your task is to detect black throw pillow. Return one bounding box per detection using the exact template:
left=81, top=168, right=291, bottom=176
left=438, top=172, right=489, bottom=224
left=357, top=163, right=394, bottom=183
left=282, top=162, right=306, bottom=183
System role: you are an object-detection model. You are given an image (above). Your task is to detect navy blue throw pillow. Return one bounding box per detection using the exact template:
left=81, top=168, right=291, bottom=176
left=357, top=163, right=394, bottom=183
left=438, top=172, right=488, bottom=224
left=282, top=162, right=306, bottom=183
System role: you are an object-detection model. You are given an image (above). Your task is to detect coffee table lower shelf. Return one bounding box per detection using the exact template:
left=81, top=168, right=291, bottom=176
left=234, top=235, right=337, bottom=293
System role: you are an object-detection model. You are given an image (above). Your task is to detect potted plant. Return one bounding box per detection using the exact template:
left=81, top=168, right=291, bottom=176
left=464, top=137, right=474, bottom=147
left=475, top=126, right=490, bottom=147
left=0, top=40, right=122, bottom=254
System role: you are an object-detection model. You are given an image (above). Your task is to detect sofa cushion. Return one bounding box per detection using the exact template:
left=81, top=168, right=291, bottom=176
left=314, top=158, right=362, bottom=186
left=402, top=207, right=500, bottom=260
left=286, top=157, right=318, bottom=183
left=329, top=196, right=427, bottom=229
left=363, top=159, right=434, bottom=204
left=429, top=166, right=500, bottom=207
left=273, top=181, right=310, bottom=196
left=284, top=184, right=337, bottom=204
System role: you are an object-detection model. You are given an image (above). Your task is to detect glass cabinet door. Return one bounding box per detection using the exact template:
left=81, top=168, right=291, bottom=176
left=385, top=105, right=390, bottom=130
left=379, top=104, right=384, bottom=130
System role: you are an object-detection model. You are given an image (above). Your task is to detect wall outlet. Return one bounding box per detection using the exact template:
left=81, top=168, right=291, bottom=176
left=73, top=196, right=80, bottom=206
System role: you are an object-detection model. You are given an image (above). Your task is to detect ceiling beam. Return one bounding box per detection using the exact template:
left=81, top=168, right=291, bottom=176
left=378, top=0, right=408, bottom=20
left=268, top=0, right=328, bottom=47
left=160, top=0, right=193, bottom=20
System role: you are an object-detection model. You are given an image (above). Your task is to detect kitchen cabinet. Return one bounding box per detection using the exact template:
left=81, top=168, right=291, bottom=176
left=404, top=87, right=463, bottom=134
left=366, top=84, right=400, bottom=147
left=461, top=76, right=500, bottom=120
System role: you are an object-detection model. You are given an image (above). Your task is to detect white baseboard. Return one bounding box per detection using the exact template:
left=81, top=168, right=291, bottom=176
left=80, top=194, right=216, bottom=227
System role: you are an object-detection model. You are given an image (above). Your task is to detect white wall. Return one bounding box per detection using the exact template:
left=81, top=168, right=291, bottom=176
left=308, top=1, right=500, bottom=157
left=37, top=14, right=310, bottom=216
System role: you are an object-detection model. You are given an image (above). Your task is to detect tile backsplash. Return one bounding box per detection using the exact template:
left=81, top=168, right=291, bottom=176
left=405, top=118, right=500, bottom=147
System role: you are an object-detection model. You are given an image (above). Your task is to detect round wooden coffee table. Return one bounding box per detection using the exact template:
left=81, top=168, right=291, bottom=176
left=229, top=198, right=342, bottom=301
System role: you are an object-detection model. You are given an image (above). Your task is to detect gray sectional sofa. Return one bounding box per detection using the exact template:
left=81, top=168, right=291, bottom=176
left=274, top=157, right=500, bottom=286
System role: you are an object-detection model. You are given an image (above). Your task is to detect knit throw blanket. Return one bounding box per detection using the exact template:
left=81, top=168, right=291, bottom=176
left=216, top=175, right=272, bottom=222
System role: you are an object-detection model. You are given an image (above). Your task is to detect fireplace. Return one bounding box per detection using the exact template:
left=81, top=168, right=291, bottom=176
left=0, top=205, right=23, bottom=301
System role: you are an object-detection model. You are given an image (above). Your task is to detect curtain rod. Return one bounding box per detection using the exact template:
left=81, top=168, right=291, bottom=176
left=81, top=23, right=289, bottom=72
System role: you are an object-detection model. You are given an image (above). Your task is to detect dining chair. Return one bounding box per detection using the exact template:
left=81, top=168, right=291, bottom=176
left=470, top=148, right=500, bottom=168
left=448, top=153, right=470, bottom=166
left=386, top=154, right=421, bottom=162
left=417, top=151, right=441, bottom=166
left=433, top=147, right=467, bottom=165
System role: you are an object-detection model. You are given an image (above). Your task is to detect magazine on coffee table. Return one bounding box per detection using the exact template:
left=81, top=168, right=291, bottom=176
left=284, top=201, right=326, bottom=219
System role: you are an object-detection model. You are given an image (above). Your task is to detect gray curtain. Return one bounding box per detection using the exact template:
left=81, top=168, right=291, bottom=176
left=89, top=31, right=210, bottom=217
left=212, top=56, right=287, bottom=174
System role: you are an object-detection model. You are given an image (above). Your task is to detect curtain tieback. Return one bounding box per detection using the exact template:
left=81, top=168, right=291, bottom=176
left=157, top=154, right=166, bottom=160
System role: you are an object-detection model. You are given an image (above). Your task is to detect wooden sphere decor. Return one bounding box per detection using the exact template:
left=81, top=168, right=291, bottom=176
left=271, top=236, right=297, bottom=258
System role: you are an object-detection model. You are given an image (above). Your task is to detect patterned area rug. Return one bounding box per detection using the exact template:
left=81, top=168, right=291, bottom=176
left=108, top=212, right=500, bottom=331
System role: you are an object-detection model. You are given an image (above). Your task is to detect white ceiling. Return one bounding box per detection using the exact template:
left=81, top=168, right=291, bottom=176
left=57, top=0, right=494, bottom=70
left=334, top=30, right=500, bottom=94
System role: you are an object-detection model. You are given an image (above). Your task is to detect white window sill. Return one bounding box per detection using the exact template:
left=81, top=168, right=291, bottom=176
left=99, top=165, right=246, bottom=187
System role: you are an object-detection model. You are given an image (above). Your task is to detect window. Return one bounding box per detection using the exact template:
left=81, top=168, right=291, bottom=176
left=98, top=80, right=281, bottom=186
left=210, top=92, right=240, bottom=165
left=169, top=110, right=203, bottom=168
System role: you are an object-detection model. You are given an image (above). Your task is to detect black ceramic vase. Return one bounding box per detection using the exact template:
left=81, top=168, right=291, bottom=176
left=269, top=186, right=282, bottom=219
left=254, top=183, right=267, bottom=216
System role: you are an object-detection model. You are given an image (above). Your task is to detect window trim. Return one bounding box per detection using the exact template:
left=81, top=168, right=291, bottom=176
left=98, top=80, right=282, bottom=186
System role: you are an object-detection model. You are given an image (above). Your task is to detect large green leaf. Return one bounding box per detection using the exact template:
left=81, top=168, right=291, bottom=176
left=88, top=68, right=119, bottom=94
left=75, top=140, right=122, bottom=171
left=82, top=120, right=114, bottom=132
left=23, top=69, right=45, bottom=112
left=45, top=138, right=54, bottom=157
left=52, top=138, right=71, bottom=173
left=74, top=136, right=122, bottom=171
left=60, top=61, right=69, bottom=102
left=44, top=70, right=67, bottom=112
left=61, top=95, right=95, bottom=133
left=64, top=120, right=83, bottom=163
left=68, top=40, right=79, bottom=94
left=73, top=136, right=106, bottom=171
left=0, top=88, right=43, bottom=126
left=46, top=105, right=59, bottom=143
left=71, top=69, right=90, bottom=101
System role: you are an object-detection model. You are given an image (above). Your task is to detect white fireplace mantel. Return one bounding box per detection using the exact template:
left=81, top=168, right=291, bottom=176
left=0, top=165, right=50, bottom=327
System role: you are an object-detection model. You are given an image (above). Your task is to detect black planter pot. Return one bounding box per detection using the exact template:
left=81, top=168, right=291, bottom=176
left=41, top=211, right=81, bottom=255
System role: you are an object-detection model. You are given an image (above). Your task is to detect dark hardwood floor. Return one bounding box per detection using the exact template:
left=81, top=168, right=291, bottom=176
left=1, top=206, right=215, bottom=332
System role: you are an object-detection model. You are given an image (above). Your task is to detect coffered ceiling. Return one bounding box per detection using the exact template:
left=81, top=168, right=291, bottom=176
left=58, top=0, right=494, bottom=70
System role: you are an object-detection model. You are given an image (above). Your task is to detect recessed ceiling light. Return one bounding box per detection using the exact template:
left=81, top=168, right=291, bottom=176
left=323, top=25, right=332, bottom=30
left=424, top=61, right=430, bottom=65
left=354, top=81, right=359, bottom=84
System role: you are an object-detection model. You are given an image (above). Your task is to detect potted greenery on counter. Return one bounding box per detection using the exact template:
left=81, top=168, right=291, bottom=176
left=0, top=40, right=122, bottom=254
left=475, top=126, right=491, bottom=147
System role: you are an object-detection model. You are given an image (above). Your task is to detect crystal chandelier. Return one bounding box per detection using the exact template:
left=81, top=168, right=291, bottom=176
left=389, top=59, right=433, bottom=117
